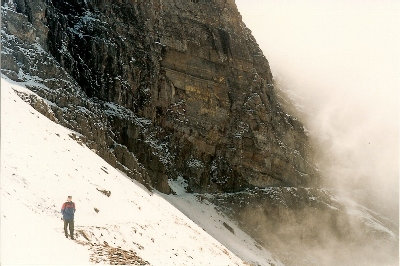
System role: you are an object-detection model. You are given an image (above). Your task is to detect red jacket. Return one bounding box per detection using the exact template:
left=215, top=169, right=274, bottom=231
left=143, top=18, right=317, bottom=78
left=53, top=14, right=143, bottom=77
left=61, top=201, right=76, bottom=220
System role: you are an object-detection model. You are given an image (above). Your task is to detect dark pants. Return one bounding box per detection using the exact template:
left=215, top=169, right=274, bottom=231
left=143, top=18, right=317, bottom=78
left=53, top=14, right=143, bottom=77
left=64, top=219, right=74, bottom=238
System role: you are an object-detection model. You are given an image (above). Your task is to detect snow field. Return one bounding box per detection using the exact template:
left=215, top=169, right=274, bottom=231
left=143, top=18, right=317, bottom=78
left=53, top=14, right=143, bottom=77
left=1, top=78, right=278, bottom=265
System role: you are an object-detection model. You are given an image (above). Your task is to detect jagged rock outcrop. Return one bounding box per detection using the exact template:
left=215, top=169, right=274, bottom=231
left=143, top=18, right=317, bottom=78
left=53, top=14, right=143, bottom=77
left=1, top=0, right=318, bottom=193
left=1, top=0, right=172, bottom=193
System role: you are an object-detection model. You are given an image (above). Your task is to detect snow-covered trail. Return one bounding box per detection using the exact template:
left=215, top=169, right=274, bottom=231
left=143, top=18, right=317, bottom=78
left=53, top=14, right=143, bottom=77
left=0, top=77, right=279, bottom=265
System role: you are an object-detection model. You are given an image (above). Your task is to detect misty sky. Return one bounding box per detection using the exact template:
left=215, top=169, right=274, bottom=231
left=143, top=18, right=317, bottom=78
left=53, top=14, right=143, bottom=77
left=236, top=0, right=399, bottom=216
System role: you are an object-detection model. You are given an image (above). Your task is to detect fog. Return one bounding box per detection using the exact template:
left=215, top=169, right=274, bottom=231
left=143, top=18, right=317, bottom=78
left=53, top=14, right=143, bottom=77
left=236, top=0, right=399, bottom=221
left=233, top=1, right=399, bottom=264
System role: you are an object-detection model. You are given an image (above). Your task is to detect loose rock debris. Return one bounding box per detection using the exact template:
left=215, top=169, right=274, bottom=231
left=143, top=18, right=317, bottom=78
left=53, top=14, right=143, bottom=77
left=74, top=229, right=149, bottom=265
left=89, top=242, right=149, bottom=265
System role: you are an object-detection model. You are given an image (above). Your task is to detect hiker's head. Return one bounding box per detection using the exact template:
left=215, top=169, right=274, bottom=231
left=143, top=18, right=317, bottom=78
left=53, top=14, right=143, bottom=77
left=67, top=196, right=72, bottom=202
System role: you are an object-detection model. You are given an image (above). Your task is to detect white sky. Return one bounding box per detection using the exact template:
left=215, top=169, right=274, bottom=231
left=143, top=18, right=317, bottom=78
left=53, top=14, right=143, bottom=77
left=236, top=0, right=399, bottom=215
left=236, top=0, right=399, bottom=103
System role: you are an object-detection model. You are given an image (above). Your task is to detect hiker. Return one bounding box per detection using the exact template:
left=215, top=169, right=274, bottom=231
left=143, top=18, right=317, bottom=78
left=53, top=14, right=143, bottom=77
left=61, top=196, right=76, bottom=239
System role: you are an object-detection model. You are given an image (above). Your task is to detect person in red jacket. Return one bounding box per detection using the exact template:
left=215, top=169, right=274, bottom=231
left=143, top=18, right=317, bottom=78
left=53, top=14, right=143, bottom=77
left=61, top=196, right=76, bottom=239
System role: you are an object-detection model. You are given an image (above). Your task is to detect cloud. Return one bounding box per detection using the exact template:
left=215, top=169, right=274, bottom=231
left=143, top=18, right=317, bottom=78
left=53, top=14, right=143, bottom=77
left=236, top=0, right=399, bottom=221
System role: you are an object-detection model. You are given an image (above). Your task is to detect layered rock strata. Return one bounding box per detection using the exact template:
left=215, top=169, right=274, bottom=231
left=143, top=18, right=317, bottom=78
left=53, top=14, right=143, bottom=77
left=1, top=0, right=317, bottom=193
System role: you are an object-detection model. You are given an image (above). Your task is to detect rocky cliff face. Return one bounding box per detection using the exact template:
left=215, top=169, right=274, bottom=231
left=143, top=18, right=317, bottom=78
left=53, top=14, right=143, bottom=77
left=1, top=0, right=318, bottom=194
left=2, top=1, right=398, bottom=265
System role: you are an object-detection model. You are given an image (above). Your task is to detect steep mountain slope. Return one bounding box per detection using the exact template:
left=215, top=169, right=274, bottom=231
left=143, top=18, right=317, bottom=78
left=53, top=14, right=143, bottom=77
left=1, top=77, right=281, bottom=265
left=1, top=0, right=318, bottom=194
left=1, top=1, right=398, bottom=265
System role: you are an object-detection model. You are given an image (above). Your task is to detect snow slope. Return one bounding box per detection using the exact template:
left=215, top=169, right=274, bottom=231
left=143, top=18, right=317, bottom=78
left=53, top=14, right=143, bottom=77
left=0, top=77, right=280, bottom=265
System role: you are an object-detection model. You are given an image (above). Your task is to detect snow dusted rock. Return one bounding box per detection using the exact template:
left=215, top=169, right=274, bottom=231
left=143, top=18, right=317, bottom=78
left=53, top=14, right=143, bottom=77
left=1, top=0, right=318, bottom=195
left=209, top=187, right=398, bottom=265
left=1, top=1, right=172, bottom=193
